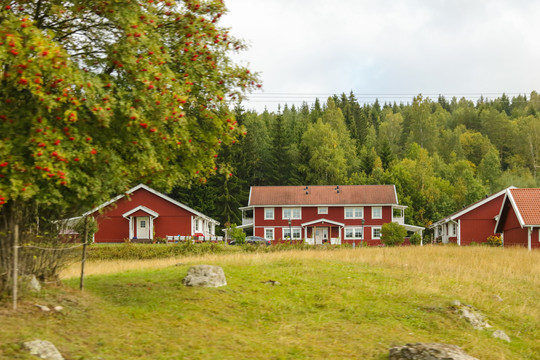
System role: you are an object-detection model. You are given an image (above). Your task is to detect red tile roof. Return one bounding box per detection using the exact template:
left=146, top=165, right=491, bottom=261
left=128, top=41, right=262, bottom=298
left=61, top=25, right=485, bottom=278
left=509, top=188, right=540, bottom=225
left=249, top=185, right=398, bottom=206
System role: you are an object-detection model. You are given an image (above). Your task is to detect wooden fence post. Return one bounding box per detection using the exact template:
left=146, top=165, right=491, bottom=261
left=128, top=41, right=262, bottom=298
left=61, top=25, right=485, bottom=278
left=79, top=217, right=89, bottom=291
left=12, top=223, right=19, bottom=311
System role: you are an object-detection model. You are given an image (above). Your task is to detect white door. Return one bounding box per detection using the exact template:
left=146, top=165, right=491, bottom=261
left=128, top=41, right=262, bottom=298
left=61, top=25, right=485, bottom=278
left=314, top=228, right=328, bottom=245
left=136, top=217, right=150, bottom=239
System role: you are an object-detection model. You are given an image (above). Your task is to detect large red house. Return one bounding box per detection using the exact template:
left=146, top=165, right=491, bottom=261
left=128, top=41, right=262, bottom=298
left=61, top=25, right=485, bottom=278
left=75, top=184, right=219, bottom=243
left=430, top=187, right=514, bottom=245
left=495, top=188, right=540, bottom=250
left=239, top=185, right=423, bottom=246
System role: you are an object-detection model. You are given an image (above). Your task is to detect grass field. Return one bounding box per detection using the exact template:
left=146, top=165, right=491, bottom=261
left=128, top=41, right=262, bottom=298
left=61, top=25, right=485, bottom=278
left=1, top=246, right=539, bottom=359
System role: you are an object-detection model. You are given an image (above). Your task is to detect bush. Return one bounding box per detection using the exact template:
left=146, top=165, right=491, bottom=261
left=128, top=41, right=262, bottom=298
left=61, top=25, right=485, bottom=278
left=486, top=235, right=502, bottom=247
left=409, top=233, right=422, bottom=246
left=227, top=224, right=246, bottom=245
left=381, top=222, right=407, bottom=247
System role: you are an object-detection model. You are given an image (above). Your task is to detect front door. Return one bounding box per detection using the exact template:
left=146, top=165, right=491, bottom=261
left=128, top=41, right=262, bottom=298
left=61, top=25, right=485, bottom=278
left=136, top=216, right=150, bottom=239
left=314, top=228, right=328, bottom=245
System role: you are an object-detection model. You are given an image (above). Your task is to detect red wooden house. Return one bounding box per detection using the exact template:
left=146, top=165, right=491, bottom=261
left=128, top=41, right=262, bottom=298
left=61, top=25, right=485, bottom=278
left=430, top=187, right=515, bottom=245
left=239, top=185, right=423, bottom=246
left=74, top=184, right=219, bottom=243
left=495, top=188, right=540, bottom=250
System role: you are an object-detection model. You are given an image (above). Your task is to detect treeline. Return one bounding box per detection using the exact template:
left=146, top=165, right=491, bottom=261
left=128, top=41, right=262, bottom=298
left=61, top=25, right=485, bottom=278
left=172, top=92, right=540, bottom=230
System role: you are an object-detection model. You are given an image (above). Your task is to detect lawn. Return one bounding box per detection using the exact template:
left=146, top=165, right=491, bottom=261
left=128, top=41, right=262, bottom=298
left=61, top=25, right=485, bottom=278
left=1, top=246, right=539, bottom=359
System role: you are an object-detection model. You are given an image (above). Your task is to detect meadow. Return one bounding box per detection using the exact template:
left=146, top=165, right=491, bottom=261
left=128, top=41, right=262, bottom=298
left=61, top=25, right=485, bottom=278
left=1, top=246, right=539, bottom=359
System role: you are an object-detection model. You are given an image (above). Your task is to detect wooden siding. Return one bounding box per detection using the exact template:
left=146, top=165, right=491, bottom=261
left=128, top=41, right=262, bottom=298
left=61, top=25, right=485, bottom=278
left=458, top=192, right=505, bottom=245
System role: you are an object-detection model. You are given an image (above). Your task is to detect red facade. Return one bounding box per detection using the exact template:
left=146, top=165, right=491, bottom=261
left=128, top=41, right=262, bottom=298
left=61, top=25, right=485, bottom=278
left=432, top=188, right=509, bottom=245
left=495, top=190, right=540, bottom=249
left=86, top=184, right=218, bottom=243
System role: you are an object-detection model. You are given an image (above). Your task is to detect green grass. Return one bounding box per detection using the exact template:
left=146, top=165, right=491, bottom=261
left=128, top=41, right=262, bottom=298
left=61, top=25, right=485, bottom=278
left=1, top=247, right=539, bottom=359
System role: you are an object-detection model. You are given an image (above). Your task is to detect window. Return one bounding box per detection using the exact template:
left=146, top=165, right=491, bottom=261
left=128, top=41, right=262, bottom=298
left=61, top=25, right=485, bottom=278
left=451, top=223, right=456, bottom=236
left=345, top=227, right=363, bottom=239
left=264, top=228, right=274, bottom=240
left=372, top=227, right=381, bottom=239
left=194, top=219, right=199, bottom=232
left=264, top=208, right=274, bottom=220
left=344, top=207, right=363, bottom=219
left=140, top=220, right=146, bottom=228
left=283, top=207, right=301, bottom=219
left=318, top=207, right=328, bottom=215
left=372, top=207, right=382, bottom=219
left=283, top=227, right=302, bottom=240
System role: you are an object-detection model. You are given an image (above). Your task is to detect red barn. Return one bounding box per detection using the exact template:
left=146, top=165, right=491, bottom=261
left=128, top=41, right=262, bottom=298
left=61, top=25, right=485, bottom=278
left=77, top=184, right=219, bottom=243
left=430, top=187, right=514, bottom=245
left=495, top=188, right=540, bottom=250
left=239, top=185, right=423, bottom=246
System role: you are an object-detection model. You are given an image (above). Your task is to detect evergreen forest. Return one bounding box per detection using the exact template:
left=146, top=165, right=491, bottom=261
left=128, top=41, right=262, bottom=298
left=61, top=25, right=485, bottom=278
left=172, top=91, right=540, bottom=235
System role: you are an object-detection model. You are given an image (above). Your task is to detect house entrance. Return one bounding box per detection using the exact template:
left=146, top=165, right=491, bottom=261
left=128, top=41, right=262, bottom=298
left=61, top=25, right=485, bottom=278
left=136, top=216, right=150, bottom=239
left=314, top=228, right=328, bottom=245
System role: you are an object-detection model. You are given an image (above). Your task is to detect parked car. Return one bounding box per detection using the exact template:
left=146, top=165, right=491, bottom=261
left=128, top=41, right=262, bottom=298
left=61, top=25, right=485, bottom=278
left=230, top=236, right=271, bottom=246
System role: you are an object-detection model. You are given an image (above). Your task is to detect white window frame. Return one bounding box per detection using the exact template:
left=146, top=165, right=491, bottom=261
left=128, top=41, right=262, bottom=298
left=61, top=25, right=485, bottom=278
left=264, top=207, right=274, bottom=220
left=194, top=219, right=199, bottom=232
left=344, top=227, right=363, bottom=239
left=372, top=226, right=382, bottom=240
left=318, top=207, right=328, bottom=215
left=282, top=207, right=302, bottom=220
left=372, top=206, right=382, bottom=219
left=451, top=223, right=456, bottom=236
left=264, top=228, right=274, bottom=240
left=283, top=227, right=302, bottom=240
left=344, top=207, right=363, bottom=219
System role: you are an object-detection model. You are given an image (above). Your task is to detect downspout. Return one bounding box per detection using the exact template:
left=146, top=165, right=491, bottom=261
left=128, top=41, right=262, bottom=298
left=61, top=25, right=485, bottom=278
left=528, top=227, right=532, bottom=251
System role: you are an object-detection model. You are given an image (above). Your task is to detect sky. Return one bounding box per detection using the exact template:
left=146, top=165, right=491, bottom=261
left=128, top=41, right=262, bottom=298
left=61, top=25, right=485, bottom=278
left=221, top=0, right=540, bottom=112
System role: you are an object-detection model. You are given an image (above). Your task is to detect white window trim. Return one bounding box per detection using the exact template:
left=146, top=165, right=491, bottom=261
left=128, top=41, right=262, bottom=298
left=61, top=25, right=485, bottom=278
left=372, top=206, right=382, bottom=219
left=344, top=206, right=364, bottom=219
left=283, top=227, right=302, bottom=240
left=264, top=207, right=274, bottom=220
left=372, top=226, right=382, bottom=240
left=282, top=207, right=302, bottom=220
left=264, top=228, right=274, bottom=240
left=318, top=207, right=328, bottom=215
left=344, top=227, right=363, bottom=239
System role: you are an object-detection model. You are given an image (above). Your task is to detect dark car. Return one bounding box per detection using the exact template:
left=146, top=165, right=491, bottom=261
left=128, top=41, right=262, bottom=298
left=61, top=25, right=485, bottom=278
left=230, top=236, right=271, bottom=246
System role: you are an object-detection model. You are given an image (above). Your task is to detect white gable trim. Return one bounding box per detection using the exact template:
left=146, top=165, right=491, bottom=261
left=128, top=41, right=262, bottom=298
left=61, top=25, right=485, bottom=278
left=122, top=205, right=159, bottom=219
left=301, top=218, right=345, bottom=227
left=83, top=183, right=219, bottom=225
left=432, top=186, right=516, bottom=228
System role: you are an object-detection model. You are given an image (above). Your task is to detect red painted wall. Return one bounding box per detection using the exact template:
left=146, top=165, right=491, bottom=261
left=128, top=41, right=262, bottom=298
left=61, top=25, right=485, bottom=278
left=501, top=203, right=540, bottom=248
left=253, top=205, right=392, bottom=244
left=458, top=194, right=504, bottom=245
left=93, top=188, right=195, bottom=242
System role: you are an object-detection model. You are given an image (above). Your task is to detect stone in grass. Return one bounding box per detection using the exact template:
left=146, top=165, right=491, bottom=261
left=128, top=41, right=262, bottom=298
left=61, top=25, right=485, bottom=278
left=22, top=339, right=64, bottom=360
left=493, top=330, right=511, bottom=342
left=451, top=300, right=491, bottom=330
left=182, top=265, right=227, bottom=287
left=389, top=342, right=478, bottom=360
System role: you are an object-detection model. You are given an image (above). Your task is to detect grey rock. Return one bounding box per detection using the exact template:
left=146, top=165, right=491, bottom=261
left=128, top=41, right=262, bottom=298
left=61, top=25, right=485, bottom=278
left=492, top=294, right=503, bottom=302
left=389, top=342, right=478, bottom=360
left=22, top=275, right=41, bottom=292
left=53, top=306, right=63, bottom=312
left=34, top=304, right=51, bottom=312
left=22, top=340, right=64, bottom=360
left=451, top=300, right=491, bottom=330
left=182, top=265, right=227, bottom=287
left=263, top=280, right=281, bottom=285
left=492, top=330, right=511, bottom=342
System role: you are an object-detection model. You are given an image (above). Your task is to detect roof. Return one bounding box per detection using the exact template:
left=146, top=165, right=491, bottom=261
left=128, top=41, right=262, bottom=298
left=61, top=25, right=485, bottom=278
left=83, top=184, right=219, bottom=225
left=248, top=185, right=399, bottom=206
left=507, top=188, right=540, bottom=226
left=430, top=186, right=515, bottom=228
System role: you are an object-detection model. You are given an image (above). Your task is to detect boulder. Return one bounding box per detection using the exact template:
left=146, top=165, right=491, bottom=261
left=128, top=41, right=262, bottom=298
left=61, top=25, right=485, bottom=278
left=22, top=340, right=64, bottom=360
left=22, top=275, right=41, bottom=293
left=182, top=265, right=227, bottom=287
left=389, top=342, right=478, bottom=360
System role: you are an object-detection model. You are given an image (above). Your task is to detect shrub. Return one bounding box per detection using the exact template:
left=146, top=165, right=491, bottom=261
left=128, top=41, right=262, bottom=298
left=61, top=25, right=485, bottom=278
left=381, top=222, right=407, bottom=247
left=227, top=224, right=246, bottom=245
left=486, top=235, right=502, bottom=247
left=409, top=233, right=422, bottom=246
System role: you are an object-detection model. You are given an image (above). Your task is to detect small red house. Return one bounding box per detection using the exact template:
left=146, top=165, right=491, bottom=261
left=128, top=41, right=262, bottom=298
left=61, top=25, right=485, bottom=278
left=77, top=184, right=219, bottom=243
left=430, top=187, right=515, bottom=245
left=495, top=188, right=540, bottom=250
left=239, top=185, right=423, bottom=246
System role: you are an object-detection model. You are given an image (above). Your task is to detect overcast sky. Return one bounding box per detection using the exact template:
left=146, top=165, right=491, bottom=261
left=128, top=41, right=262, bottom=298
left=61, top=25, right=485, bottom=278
left=221, top=0, right=540, bottom=112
